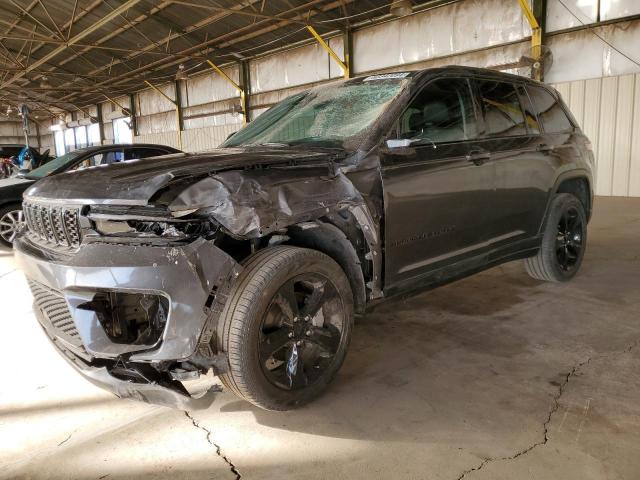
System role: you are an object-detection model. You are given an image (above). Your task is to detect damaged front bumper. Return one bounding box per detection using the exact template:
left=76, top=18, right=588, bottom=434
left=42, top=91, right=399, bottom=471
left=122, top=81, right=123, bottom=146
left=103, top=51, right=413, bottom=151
left=15, top=235, right=241, bottom=409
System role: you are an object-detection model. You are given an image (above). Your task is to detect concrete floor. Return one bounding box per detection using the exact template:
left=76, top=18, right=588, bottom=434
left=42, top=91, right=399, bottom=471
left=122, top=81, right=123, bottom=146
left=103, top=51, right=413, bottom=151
left=1, top=196, right=640, bottom=480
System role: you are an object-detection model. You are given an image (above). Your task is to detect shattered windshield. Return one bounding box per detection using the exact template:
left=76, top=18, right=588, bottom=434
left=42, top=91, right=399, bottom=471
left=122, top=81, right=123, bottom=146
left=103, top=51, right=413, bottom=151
left=222, top=75, right=410, bottom=150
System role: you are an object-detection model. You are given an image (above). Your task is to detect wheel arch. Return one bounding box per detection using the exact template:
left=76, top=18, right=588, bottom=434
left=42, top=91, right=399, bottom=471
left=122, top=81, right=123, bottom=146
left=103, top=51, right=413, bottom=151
left=555, top=175, right=592, bottom=221
left=284, top=217, right=368, bottom=314
left=541, top=170, right=593, bottom=234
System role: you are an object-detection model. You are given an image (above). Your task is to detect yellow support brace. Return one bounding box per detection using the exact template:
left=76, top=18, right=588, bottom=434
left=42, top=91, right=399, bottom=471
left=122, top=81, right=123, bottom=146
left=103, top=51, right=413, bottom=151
left=206, top=59, right=248, bottom=124
left=144, top=80, right=183, bottom=150
left=517, top=0, right=543, bottom=80
left=306, top=25, right=349, bottom=78
left=102, top=94, right=131, bottom=116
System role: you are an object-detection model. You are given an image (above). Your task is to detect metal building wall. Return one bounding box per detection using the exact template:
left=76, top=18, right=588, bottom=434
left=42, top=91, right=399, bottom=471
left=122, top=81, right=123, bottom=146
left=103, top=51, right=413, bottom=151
left=554, top=74, right=640, bottom=197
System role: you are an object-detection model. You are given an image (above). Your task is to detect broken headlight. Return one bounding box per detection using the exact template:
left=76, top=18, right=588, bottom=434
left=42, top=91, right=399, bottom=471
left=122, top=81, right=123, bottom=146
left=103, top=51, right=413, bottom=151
left=127, top=219, right=212, bottom=238
left=88, top=205, right=217, bottom=241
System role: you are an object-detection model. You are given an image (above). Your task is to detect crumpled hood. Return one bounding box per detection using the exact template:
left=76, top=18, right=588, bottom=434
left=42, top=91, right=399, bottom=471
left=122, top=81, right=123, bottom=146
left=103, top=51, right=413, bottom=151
left=24, top=147, right=341, bottom=205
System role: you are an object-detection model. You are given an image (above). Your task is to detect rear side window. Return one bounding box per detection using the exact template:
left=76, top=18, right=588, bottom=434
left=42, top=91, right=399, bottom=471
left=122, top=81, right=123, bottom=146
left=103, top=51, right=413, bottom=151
left=398, top=78, right=479, bottom=143
left=516, top=86, right=541, bottom=135
left=125, top=148, right=167, bottom=160
left=526, top=86, right=573, bottom=133
left=477, top=80, right=527, bottom=137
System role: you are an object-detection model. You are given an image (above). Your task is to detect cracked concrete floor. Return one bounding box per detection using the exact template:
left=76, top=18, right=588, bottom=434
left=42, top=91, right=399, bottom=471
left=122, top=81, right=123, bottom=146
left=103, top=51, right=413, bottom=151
left=1, top=196, right=640, bottom=480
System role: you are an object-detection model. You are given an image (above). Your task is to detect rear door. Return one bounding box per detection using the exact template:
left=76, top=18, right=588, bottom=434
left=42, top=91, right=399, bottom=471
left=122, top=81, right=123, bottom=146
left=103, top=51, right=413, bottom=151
left=470, top=78, right=553, bottom=246
left=381, top=77, right=497, bottom=289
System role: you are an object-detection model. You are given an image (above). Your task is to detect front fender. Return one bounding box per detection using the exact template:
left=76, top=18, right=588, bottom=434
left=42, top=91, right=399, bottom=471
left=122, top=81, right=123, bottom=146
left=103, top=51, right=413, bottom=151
left=168, top=167, right=363, bottom=238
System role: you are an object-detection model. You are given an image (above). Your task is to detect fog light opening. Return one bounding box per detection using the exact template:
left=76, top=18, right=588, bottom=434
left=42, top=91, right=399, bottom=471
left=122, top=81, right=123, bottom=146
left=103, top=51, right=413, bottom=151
left=79, top=291, right=168, bottom=346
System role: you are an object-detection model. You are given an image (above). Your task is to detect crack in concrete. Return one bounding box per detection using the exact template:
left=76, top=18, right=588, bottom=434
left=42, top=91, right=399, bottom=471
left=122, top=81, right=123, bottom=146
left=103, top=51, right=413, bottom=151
left=57, top=433, right=72, bottom=447
left=0, top=269, right=16, bottom=279
left=184, top=411, right=242, bottom=479
left=455, top=340, right=640, bottom=480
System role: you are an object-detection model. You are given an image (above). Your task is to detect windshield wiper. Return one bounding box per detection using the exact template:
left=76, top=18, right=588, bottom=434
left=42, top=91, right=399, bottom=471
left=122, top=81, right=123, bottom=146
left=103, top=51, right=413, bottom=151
left=251, top=142, right=292, bottom=147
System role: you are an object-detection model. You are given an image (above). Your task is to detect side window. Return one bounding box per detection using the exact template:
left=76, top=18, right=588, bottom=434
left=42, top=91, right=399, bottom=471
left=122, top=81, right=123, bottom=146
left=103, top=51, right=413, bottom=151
left=526, top=86, right=574, bottom=133
left=477, top=80, right=527, bottom=137
left=102, top=150, right=124, bottom=164
left=126, top=148, right=166, bottom=160
left=70, top=153, right=103, bottom=171
left=398, top=78, right=478, bottom=143
left=517, top=86, right=541, bottom=135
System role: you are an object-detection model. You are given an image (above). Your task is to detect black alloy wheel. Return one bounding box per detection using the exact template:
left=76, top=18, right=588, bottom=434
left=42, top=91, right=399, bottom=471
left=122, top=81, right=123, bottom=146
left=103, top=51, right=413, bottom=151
left=555, top=206, right=584, bottom=272
left=217, top=246, right=354, bottom=410
left=259, top=273, right=344, bottom=390
left=525, top=193, right=587, bottom=282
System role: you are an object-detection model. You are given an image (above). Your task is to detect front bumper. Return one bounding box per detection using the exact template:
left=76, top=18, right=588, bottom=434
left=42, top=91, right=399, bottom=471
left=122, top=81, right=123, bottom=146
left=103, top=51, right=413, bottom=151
left=15, top=236, right=241, bottom=408
left=15, top=236, right=239, bottom=361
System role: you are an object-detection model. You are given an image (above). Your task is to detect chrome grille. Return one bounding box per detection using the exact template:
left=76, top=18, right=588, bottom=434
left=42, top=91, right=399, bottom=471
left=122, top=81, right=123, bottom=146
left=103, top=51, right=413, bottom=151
left=23, top=201, right=81, bottom=247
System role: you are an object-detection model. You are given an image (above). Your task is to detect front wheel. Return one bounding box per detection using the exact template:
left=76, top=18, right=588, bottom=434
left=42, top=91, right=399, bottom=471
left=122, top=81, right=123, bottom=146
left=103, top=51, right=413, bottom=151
left=0, top=204, right=24, bottom=247
left=525, top=193, right=587, bottom=282
left=216, top=246, right=354, bottom=410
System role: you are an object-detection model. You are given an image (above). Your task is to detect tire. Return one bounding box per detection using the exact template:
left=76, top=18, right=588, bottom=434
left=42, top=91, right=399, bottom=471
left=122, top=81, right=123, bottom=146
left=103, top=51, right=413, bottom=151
left=216, top=246, right=354, bottom=411
left=0, top=203, right=24, bottom=248
left=525, top=193, right=587, bottom=282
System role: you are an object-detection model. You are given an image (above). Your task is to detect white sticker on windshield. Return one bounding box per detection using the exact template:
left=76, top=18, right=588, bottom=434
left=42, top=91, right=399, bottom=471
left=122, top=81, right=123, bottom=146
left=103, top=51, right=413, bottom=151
left=363, top=72, right=410, bottom=81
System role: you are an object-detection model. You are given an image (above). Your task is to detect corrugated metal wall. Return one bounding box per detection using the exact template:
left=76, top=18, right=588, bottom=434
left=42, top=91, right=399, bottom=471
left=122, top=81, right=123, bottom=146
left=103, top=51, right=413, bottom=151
left=554, top=74, right=640, bottom=197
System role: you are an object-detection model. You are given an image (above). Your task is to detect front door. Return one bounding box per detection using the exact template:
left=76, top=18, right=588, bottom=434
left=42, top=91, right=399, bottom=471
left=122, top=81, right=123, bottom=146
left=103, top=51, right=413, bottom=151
left=381, top=77, right=497, bottom=291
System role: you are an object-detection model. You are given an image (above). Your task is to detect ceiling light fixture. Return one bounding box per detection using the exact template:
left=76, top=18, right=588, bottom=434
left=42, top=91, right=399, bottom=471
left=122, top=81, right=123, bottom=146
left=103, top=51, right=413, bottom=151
left=175, top=64, right=188, bottom=81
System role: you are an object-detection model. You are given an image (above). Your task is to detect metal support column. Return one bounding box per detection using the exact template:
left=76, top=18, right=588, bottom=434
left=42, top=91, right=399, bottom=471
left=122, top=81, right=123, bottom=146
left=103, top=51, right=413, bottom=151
left=343, top=28, right=353, bottom=79
left=96, top=103, right=106, bottom=145
left=129, top=94, right=139, bottom=137
left=518, top=0, right=545, bottom=80
left=239, top=60, right=250, bottom=123
left=144, top=80, right=182, bottom=150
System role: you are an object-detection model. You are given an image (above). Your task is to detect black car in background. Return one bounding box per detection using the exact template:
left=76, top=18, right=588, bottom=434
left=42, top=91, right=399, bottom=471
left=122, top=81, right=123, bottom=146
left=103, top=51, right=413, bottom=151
left=15, top=67, right=594, bottom=411
left=0, top=143, right=180, bottom=246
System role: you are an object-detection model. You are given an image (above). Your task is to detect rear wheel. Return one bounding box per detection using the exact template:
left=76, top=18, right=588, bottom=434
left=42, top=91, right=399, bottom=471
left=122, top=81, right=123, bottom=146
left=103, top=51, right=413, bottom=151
left=525, top=193, right=587, bottom=282
left=0, top=204, right=24, bottom=247
left=217, top=246, right=354, bottom=410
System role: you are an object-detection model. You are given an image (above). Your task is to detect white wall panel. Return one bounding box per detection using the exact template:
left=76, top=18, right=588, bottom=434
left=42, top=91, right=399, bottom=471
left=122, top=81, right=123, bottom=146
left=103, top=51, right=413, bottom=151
left=601, top=0, right=640, bottom=20
left=630, top=77, right=640, bottom=196
left=546, top=22, right=640, bottom=83
left=138, top=83, right=175, bottom=116
left=134, top=124, right=241, bottom=153
left=554, top=74, right=640, bottom=197
left=595, top=76, right=618, bottom=195
left=185, top=64, right=240, bottom=106
left=611, top=75, right=635, bottom=195
left=547, top=0, right=598, bottom=32
left=250, top=38, right=344, bottom=93
left=353, top=0, right=530, bottom=73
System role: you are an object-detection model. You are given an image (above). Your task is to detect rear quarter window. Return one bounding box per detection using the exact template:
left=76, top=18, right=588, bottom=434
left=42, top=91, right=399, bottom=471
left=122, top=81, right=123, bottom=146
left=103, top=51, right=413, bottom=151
left=476, top=80, right=528, bottom=137
left=526, top=86, right=574, bottom=133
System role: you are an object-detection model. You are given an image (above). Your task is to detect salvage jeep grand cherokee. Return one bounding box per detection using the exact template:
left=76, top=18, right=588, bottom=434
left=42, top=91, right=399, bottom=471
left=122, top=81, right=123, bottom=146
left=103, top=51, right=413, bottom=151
left=15, top=67, right=594, bottom=411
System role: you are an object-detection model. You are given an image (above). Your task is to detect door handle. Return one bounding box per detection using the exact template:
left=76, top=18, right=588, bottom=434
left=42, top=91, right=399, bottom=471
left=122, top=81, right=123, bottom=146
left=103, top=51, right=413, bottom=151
left=537, top=144, right=554, bottom=153
left=466, top=150, right=491, bottom=165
